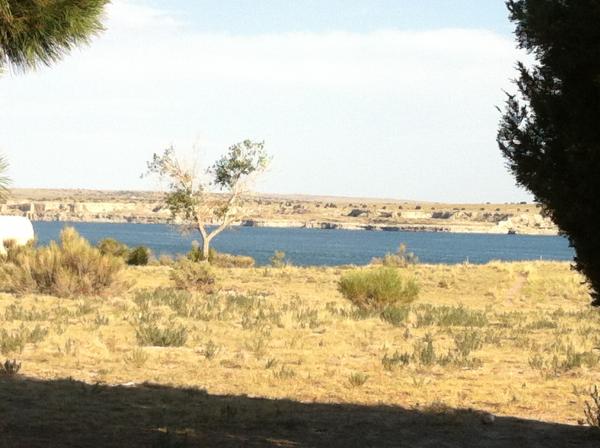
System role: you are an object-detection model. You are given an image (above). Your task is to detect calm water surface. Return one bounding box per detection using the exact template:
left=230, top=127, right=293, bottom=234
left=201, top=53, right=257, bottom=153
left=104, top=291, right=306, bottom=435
left=32, top=221, right=574, bottom=267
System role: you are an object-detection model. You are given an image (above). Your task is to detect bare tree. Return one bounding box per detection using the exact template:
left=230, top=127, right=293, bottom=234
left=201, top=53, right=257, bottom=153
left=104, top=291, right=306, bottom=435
left=145, top=140, right=270, bottom=260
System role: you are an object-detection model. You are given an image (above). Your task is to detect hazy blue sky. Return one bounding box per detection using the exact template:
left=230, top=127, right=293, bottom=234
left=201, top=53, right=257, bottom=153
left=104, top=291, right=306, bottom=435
left=145, top=1, right=513, bottom=35
left=0, top=1, right=530, bottom=202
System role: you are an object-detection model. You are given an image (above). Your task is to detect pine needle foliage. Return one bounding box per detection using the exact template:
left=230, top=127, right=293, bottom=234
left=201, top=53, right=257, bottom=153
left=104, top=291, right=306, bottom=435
left=498, top=0, right=600, bottom=305
left=0, top=0, right=109, bottom=73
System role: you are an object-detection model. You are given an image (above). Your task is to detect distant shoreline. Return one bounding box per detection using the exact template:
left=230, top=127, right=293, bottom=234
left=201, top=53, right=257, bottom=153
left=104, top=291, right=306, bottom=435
left=2, top=188, right=559, bottom=237
left=28, top=217, right=560, bottom=237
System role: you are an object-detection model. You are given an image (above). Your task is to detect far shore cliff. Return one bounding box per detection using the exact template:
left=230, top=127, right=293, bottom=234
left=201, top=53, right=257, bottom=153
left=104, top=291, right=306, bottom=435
left=1, top=189, right=559, bottom=236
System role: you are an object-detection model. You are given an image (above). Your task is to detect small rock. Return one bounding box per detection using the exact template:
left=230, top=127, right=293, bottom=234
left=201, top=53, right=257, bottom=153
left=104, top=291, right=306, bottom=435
left=481, top=413, right=495, bottom=425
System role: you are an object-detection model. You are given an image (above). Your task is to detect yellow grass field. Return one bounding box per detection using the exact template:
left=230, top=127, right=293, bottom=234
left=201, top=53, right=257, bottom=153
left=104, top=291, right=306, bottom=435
left=1, top=261, right=600, bottom=447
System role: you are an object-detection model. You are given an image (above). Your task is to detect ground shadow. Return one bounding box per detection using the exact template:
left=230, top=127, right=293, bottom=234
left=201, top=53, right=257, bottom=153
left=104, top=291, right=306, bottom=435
left=0, top=376, right=598, bottom=447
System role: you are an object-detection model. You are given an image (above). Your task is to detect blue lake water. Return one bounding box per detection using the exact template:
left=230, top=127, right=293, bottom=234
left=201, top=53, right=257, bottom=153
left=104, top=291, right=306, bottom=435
left=31, top=221, right=574, bottom=267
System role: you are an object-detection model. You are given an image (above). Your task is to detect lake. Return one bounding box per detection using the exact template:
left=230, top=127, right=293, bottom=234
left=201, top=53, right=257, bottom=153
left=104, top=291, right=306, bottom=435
left=31, top=221, right=574, bottom=267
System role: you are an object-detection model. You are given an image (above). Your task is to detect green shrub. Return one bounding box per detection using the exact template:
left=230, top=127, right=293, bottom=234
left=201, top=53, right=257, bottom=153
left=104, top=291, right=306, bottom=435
left=270, top=251, right=289, bottom=268
left=348, top=372, right=369, bottom=387
left=415, top=304, right=488, bottom=327
left=273, top=365, right=295, bottom=380
left=382, top=351, right=411, bottom=370
left=3, top=304, right=46, bottom=321
left=134, top=288, right=191, bottom=316
left=211, top=252, right=255, bottom=268
left=187, top=243, right=254, bottom=268
left=98, top=238, right=150, bottom=266
left=97, top=238, right=129, bottom=258
left=453, top=330, right=483, bottom=358
left=201, top=340, right=219, bottom=360
left=0, top=330, right=26, bottom=354
left=0, top=325, right=48, bottom=354
left=157, top=254, right=175, bottom=266
left=372, top=244, right=419, bottom=267
left=187, top=242, right=210, bottom=262
left=135, top=323, right=188, bottom=347
left=170, top=259, right=216, bottom=292
left=127, top=246, right=150, bottom=266
left=414, top=334, right=436, bottom=366
left=0, top=227, right=124, bottom=298
left=380, top=306, right=411, bottom=326
left=338, top=267, right=419, bottom=310
left=126, top=348, right=149, bottom=368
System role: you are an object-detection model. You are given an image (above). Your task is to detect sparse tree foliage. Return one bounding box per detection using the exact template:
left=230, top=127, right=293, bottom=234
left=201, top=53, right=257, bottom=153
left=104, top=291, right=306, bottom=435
left=145, top=140, right=270, bottom=260
left=0, top=0, right=109, bottom=73
left=497, top=0, right=600, bottom=305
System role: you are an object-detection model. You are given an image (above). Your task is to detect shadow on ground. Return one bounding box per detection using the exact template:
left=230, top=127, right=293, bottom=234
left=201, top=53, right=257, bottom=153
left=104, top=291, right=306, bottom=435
left=0, top=376, right=598, bottom=447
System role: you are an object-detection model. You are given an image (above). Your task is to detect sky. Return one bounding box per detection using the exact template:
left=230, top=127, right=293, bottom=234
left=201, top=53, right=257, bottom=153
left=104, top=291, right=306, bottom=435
left=0, top=0, right=532, bottom=203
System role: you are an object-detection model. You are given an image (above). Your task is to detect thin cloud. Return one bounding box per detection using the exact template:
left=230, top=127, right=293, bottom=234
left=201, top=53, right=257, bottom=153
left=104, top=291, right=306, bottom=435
left=0, top=0, right=528, bottom=202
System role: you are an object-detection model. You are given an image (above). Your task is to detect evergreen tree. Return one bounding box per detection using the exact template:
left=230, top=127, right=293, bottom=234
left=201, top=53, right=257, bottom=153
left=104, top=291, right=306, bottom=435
left=498, top=0, right=600, bottom=304
left=0, top=0, right=108, bottom=197
left=0, top=0, right=109, bottom=73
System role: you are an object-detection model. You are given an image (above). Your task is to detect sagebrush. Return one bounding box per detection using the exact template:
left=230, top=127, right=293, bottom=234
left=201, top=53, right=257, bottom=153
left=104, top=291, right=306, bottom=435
left=371, top=244, right=419, bottom=267
left=170, top=259, right=216, bottom=292
left=188, top=244, right=254, bottom=268
left=0, top=228, right=124, bottom=297
left=98, top=238, right=150, bottom=266
left=338, top=267, right=419, bottom=310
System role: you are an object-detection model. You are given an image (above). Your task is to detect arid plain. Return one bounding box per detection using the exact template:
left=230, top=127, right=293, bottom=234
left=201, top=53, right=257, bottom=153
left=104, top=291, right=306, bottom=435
left=1, top=258, right=599, bottom=446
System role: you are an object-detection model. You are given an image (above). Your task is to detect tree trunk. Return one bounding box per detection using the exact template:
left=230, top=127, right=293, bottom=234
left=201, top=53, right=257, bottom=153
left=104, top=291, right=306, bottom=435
left=202, top=219, right=231, bottom=261
left=196, top=222, right=210, bottom=262
left=202, top=236, right=210, bottom=261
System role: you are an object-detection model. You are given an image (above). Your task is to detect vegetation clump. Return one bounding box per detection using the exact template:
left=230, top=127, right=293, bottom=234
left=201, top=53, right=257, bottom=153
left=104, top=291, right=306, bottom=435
left=381, top=351, right=411, bottom=371
left=414, top=304, right=488, bottom=327
left=270, top=251, right=290, bottom=268
left=584, top=385, right=600, bottom=428
left=170, top=259, right=216, bottom=292
left=348, top=372, right=369, bottom=387
left=97, top=238, right=129, bottom=258
left=135, top=323, right=188, bottom=347
left=188, top=244, right=254, bottom=268
left=127, top=246, right=150, bottom=266
left=371, top=244, right=419, bottom=267
left=338, top=267, right=419, bottom=310
left=97, top=238, right=150, bottom=266
left=0, top=228, right=124, bottom=297
left=380, top=306, right=411, bottom=326
left=0, top=359, right=21, bottom=377
left=0, top=325, right=48, bottom=354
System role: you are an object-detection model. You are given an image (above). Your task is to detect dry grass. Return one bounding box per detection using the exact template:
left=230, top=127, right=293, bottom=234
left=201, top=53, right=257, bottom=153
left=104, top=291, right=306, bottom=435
left=1, top=261, right=599, bottom=446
